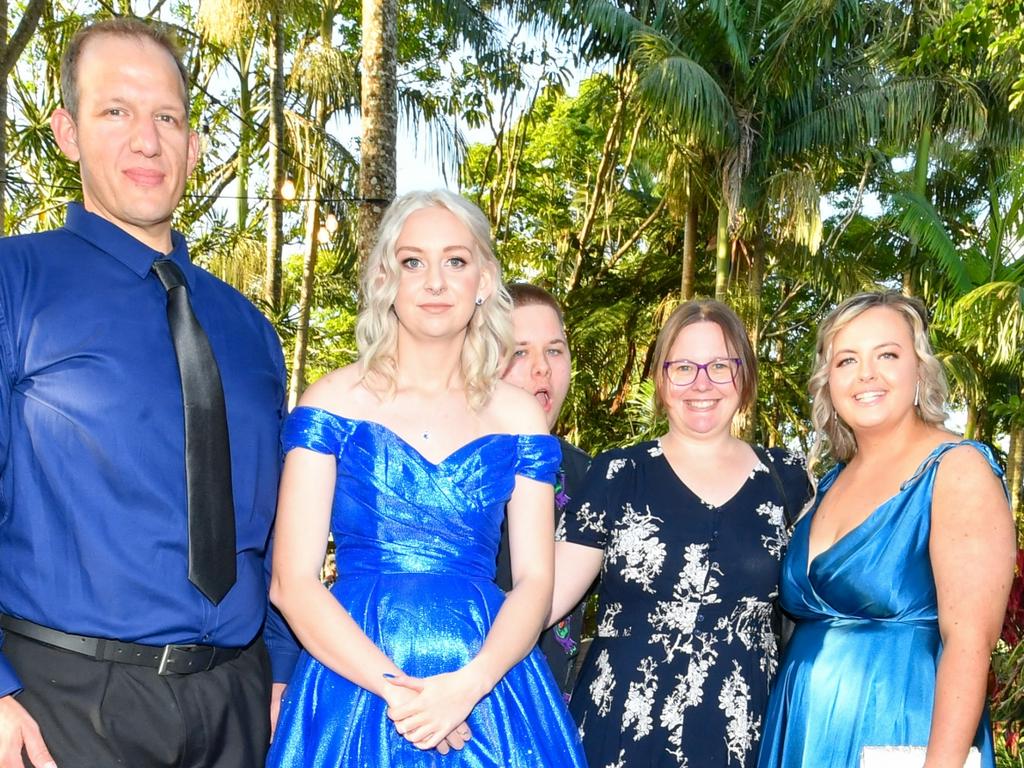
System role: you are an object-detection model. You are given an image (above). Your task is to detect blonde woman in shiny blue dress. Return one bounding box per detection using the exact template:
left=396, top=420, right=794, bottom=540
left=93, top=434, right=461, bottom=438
left=265, top=191, right=585, bottom=767
left=758, top=292, right=1014, bottom=768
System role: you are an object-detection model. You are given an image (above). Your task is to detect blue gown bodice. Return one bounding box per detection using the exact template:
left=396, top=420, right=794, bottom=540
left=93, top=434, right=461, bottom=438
left=266, top=406, right=586, bottom=768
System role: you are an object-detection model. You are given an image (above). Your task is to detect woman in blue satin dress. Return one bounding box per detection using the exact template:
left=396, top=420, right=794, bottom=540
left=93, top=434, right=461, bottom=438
left=757, top=291, right=1015, bottom=768
left=265, top=190, right=585, bottom=767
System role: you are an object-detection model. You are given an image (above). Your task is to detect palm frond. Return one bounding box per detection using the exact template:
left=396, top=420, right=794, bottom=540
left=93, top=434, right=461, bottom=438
left=890, top=190, right=972, bottom=294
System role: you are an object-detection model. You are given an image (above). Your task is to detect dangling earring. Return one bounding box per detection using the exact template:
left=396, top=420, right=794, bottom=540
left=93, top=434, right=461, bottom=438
left=475, top=296, right=483, bottom=306
left=913, top=380, right=920, bottom=407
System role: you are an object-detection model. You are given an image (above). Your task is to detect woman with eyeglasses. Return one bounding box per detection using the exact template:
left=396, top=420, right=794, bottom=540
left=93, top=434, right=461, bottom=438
left=757, top=292, right=1014, bottom=768
left=551, top=300, right=812, bottom=767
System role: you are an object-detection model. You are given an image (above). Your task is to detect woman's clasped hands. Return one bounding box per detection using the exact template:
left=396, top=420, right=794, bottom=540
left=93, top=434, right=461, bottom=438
left=384, top=668, right=488, bottom=754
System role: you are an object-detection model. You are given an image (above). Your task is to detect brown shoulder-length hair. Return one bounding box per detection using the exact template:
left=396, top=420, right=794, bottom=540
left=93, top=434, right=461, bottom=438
left=808, top=291, right=949, bottom=468
left=651, top=300, right=758, bottom=417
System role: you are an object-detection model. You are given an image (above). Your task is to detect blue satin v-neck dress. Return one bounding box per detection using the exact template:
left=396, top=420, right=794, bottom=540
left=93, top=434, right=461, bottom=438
left=757, top=441, right=1005, bottom=768
left=266, top=407, right=586, bottom=768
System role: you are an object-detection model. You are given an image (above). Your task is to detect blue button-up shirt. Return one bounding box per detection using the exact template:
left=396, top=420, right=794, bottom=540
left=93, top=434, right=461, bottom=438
left=0, top=204, right=297, bottom=696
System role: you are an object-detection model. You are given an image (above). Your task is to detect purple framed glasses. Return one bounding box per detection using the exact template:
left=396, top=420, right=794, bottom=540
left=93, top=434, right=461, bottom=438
left=663, top=357, right=742, bottom=386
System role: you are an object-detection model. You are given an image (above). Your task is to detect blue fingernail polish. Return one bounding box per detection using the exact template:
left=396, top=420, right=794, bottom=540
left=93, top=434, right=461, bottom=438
left=383, top=672, right=396, bottom=679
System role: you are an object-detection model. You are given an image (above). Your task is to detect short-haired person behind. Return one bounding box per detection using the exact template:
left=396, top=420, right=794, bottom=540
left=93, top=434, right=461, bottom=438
left=0, top=19, right=295, bottom=768
left=550, top=300, right=813, bottom=767
left=265, top=191, right=585, bottom=766
left=757, top=292, right=1015, bottom=768
left=496, top=283, right=591, bottom=698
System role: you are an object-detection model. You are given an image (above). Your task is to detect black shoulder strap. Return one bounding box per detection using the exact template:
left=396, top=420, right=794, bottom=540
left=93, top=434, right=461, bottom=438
left=752, top=445, right=795, bottom=526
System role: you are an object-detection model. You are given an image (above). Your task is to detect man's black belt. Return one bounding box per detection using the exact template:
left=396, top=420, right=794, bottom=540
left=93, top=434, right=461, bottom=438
left=0, top=614, right=243, bottom=675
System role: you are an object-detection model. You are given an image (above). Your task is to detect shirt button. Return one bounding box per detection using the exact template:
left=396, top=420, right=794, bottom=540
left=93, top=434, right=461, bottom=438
left=698, top=613, right=705, bottom=622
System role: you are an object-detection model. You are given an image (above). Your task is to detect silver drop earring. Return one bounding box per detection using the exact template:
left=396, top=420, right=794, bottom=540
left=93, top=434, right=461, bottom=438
left=913, top=380, right=920, bottom=407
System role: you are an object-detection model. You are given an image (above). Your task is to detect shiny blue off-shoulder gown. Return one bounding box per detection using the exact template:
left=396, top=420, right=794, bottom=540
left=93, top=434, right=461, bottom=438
left=757, top=441, right=1005, bottom=768
left=266, top=407, right=586, bottom=768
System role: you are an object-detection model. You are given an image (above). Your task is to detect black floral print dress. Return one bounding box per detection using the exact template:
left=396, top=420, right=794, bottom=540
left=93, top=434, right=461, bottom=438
left=564, top=441, right=811, bottom=768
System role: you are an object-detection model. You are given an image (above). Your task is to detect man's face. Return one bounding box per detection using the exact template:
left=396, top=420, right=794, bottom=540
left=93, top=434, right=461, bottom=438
left=50, top=34, right=198, bottom=251
left=502, top=303, right=571, bottom=432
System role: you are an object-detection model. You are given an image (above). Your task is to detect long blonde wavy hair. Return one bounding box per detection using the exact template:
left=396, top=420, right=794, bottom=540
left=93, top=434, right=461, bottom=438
left=355, top=190, right=514, bottom=410
left=808, top=291, right=949, bottom=469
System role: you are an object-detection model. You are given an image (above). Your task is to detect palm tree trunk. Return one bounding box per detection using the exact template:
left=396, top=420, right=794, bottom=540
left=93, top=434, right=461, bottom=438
left=236, top=47, right=252, bottom=228
left=288, top=94, right=328, bottom=408
left=289, top=182, right=320, bottom=409
left=264, top=7, right=286, bottom=311
left=358, top=0, right=398, bottom=261
left=1008, top=423, right=1023, bottom=519
left=681, top=187, right=698, bottom=300
left=903, top=123, right=932, bottom=297
left=964, top=401, right=978, bottom=440
left=715, top=200, right=729, bottom=301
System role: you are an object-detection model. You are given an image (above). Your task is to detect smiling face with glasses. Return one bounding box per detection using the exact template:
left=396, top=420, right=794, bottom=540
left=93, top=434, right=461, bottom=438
left=657, top=321, right=744, bottom=440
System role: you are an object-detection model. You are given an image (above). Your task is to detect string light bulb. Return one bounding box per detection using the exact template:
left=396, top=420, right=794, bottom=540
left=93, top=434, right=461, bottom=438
left=280, top=178, right=297, bottom=200
left=325, top=213, right=339, bottom=233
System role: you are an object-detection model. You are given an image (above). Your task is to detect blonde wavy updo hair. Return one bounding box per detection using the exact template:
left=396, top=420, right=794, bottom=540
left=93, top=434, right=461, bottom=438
left=808, top=291, right=949, bottom=468
left=355, top=190, right=514, bottom=410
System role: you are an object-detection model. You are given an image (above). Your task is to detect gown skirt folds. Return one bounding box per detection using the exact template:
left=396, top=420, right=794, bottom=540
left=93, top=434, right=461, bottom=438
left=757, top=441, right=1006, bottom=768
left=265, top=406, right=586, bottom=768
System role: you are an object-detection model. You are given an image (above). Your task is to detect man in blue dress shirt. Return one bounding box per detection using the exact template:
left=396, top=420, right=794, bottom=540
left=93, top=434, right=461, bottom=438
left=0, top=18, right=296, bottom=768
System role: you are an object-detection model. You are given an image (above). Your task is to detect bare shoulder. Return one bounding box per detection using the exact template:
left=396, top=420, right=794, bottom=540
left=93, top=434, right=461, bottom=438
left=933, top=441, right=1009, bottom=520
left=934, top=441, right=1001, bottom=487
left=298, top=364, right=378, bottom=419
left=483, top=381, right=547, bottom=434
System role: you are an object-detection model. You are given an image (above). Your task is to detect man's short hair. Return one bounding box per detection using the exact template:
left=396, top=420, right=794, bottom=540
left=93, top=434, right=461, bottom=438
left=506, top=283, right=564, bottom=327
left=60, top=17, right=190, bottom=119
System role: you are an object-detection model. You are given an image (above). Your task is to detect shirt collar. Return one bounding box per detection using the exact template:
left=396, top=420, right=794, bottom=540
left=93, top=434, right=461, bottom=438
left=62, top=203, right=195, bottom=290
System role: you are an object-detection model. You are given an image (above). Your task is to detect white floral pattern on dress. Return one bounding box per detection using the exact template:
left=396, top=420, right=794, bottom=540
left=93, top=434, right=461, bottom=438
left=719, top=661, right=761, bottom=763
left=576, top=501, right=607, bottom=536
left=622, top=656, right=659, bottom=740
left=606, top=458, right=630, bottom=479
left=755, top=500, right=788, bottom=558
left=661, top=632, right=719, bottom=762
left=648, top=543, right=722, bottom=662
left=590, top=648, right=617, bottom=716
left=597, top=602, right=630, bottom=637
left=606, top=503, right=666, bottom=593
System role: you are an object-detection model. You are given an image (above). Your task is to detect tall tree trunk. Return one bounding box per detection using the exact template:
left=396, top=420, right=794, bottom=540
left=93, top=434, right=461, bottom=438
left=903, top=123, right=932, bottom=297
left=681, top=186, right=698, bottom=300
left=289, top=183, right=319, bottom=408
left=288, top=91, right=329, bottom=408
left=964, top=401, right=978, bottom=440
left=358, top=0, right=398, bottom=261
left=1008, top=423, right=1023, bottom=519
left=714, top=200, right=729, bottom=301
left=236, top=45, right=252, bottom=229
left=264, top=8, right=285, bottom=311
left=0, top=0, right=46, bottom=233
left=739, top=244, right=764, bottom=442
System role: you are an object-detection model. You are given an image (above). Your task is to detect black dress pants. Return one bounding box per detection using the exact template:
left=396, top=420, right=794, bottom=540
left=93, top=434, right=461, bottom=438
left=2, top=631, right=271, bottom=768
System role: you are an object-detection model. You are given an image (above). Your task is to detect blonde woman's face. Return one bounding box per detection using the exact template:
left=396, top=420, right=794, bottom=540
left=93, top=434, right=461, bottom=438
left=391, top=206, right=492, bottom=341
left=827, top=306, right=920, bottom=436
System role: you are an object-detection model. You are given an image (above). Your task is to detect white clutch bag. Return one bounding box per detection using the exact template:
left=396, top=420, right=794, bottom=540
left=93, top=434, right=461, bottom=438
left=860, top=746, right=981, bottom=768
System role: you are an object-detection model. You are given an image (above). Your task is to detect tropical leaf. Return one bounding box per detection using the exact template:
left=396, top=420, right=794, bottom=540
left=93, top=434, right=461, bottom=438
left=890, top=190, right=973, bottom=293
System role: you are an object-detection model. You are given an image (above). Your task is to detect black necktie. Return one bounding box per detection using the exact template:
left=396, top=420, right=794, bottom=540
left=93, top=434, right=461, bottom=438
left=152, top=259, right=236, bottom=605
